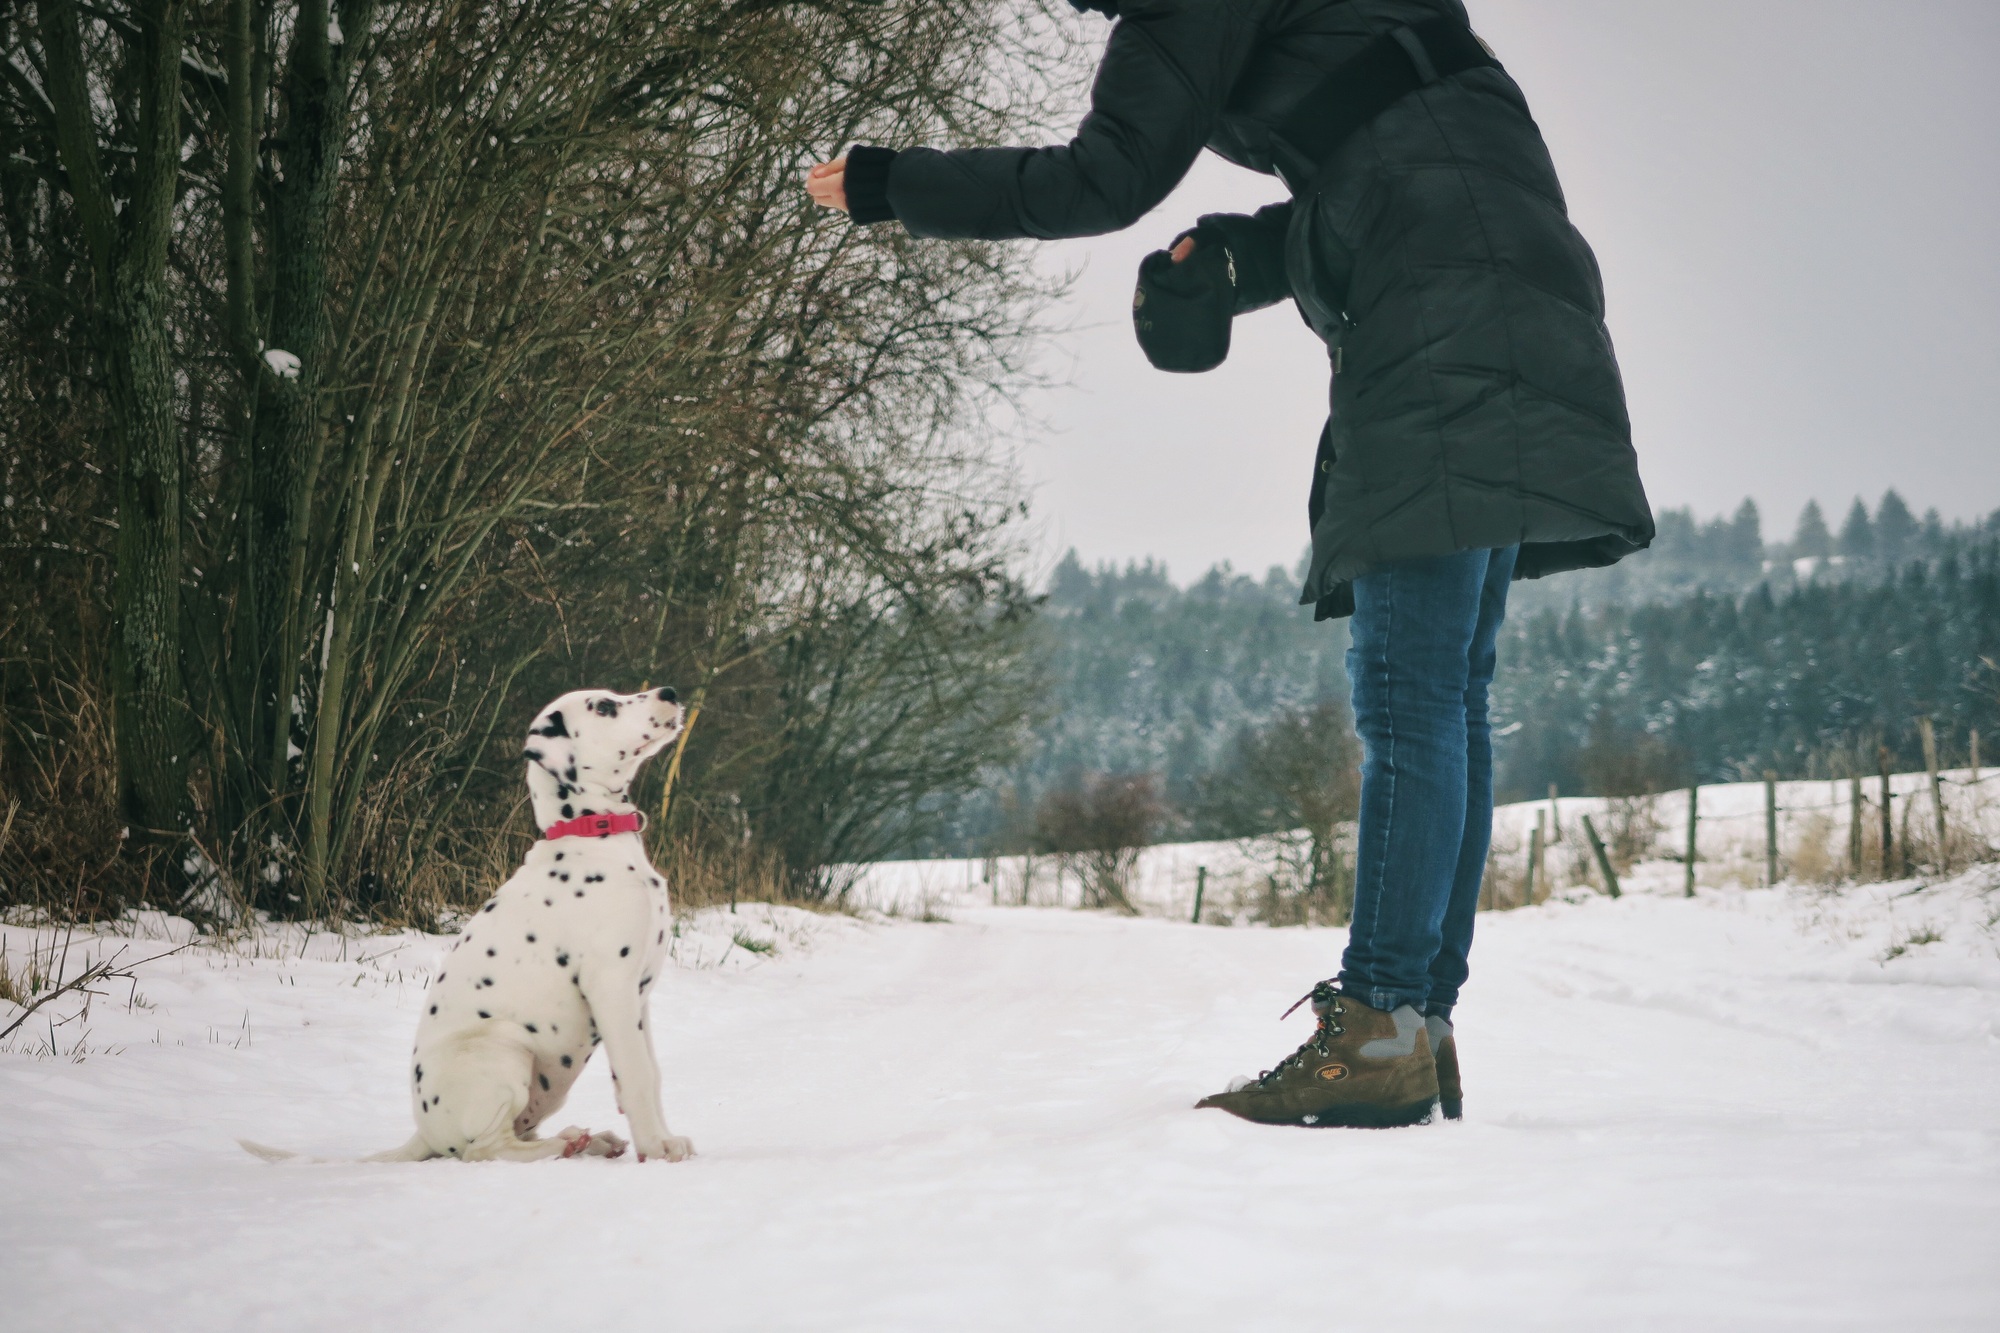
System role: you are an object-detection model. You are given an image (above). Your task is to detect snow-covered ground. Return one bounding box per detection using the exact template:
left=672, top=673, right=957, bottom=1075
left=5, top=844, right=1999, bottom=1330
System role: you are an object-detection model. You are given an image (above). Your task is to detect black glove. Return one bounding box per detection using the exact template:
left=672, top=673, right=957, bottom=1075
left=1133, top=226, right=1236, bottom=374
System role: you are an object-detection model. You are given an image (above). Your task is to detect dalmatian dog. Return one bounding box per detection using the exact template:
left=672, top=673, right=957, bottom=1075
left=241, top=686, right=694, bottom=1165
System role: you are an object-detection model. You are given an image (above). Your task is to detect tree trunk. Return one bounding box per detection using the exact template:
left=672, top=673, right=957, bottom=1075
left=40, top=0, right=192, bottom=850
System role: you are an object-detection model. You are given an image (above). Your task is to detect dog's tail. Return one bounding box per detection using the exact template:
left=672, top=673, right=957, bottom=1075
left=238, top=1133, right=433, bottom=1164
left=236, top=1136, right=302, bottom=1160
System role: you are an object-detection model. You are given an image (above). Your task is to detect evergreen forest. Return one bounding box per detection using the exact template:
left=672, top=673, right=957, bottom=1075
left=939, top=492, right=2000, bottom=855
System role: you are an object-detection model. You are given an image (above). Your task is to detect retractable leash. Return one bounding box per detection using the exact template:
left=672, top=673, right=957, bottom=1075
left=540, top=810, right=645, bottom=841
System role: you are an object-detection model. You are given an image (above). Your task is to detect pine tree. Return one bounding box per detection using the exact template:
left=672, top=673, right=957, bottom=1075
left=1838, top=498, right=1875, bottom=562
left=1791, top=501, right=1832, bottom=560
left=1725, top=499, right=1765, bottom=573
left=1876, top=490, right=1918, bottom=568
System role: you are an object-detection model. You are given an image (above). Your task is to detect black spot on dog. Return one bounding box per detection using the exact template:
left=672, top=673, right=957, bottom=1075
left=591, top=1033, right=600, bottom=1045
left=486, top=948, right=495, bottom=957
left=561, top=804, right=574, bottom=818
left=573, top=974, right=581, bottom=986
left=549, top=871, right=558, bottom=878
left=565, top=767, right=577, bottom=783
left=414, top=1066, right=423, bottom=1081
left=619, top=946, right=630, bottom=957
left=525, top=1023, right=538, bottom=1033
left=585, top=874, right=603, bottom=883
left=575, top=890, right=585, bottom=898
left=437, top=972, right=446, bottom=982
left=559, top=873, right=569, bottom=882
left=650, top=877, right=662, bottom=888
left=593, top=697, right=621, bottom=718
left=481, top=977, right=493, bottom=987
left=526, top=934, right=536, bottom=943
left=448, top=1146, right=457, bottom=1154
left=483, top=901, right=496, bottom=913
left=524, top=748, right=543, bottom=763
left=657, top=930, right=664, bottom=943
left=478, top=1010, right=491, bottom=1019
left=544, top=898, right=552, bottom=906
left=422, top=1102, right=430, bottom=1113
left=556, top=954, right=569, bottom=966
left=539, top=1074, right=551, bottom=1091
left=561, top=1054, right=573, bottom=1067
left=533, top=711, right=569, bottom=738
left=429, top=1005, right=437, bottom=1014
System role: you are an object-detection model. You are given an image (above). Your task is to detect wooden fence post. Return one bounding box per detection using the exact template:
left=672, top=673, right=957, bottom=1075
left=1972, top=729, right=1981, bottom=782
left=1548, top=783, right=1562, bottom=843
left=1919, top=716, right=1948, bottom=872
left=1684, top=782, right=1699, bottom=898
left=1764, top=771, right=1779, bottom=887
left=1580, top=814, right=1620, bottom=899
left=1524, top=817, right=1542, bottom=907
left=1849, top=774, right=1863, bottom=877
left=1192, top=865, right=1206, bottom=925
left=1878, top=747, right=1894, bottom=881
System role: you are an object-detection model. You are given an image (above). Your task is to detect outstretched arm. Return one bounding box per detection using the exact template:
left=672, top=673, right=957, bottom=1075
left=808, top=0, right=1268, bottom=241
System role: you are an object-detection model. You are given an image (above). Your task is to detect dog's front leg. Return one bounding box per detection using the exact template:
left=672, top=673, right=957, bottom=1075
left=586, top=983, right=691, bottom=1163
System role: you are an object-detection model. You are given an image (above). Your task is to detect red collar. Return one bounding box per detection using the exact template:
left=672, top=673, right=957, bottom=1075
left=540, top=811, right=645, bottom=841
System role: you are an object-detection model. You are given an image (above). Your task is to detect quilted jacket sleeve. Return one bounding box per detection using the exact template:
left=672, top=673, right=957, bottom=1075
left=872, top=0, right=1270, bottom=241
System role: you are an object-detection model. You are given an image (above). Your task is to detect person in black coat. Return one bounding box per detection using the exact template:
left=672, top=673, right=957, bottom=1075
left=808, top=0, right=1654, bottom=1128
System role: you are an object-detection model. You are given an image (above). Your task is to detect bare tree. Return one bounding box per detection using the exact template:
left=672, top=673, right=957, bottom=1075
left=0, top=0, right=1075, bottom=919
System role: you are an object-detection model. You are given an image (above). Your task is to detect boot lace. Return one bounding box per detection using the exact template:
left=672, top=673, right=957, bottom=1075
left=1255, top=980, right=1346, bottom=1085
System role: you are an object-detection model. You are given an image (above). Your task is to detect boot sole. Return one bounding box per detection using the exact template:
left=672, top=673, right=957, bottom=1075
left=1296, top=1096, right=1437, bottom=1129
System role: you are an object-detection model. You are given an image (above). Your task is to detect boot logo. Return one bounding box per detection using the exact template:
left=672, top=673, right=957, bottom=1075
left=1315, top=1063, right=1349, bottom=1081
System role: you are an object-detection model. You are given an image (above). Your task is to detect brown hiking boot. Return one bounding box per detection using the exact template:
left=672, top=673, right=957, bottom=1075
left=1427, top=1015, right=1462, bottom=1121
left=1196, top=982, right=1438, bottom=1128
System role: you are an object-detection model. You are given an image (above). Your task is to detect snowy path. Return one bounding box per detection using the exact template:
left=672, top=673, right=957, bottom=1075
left=4, top=881, right=1999, bottom=1331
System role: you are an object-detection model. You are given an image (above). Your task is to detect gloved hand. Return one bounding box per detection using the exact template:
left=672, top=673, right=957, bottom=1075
left=1133, top=225, right=1236, bottom=373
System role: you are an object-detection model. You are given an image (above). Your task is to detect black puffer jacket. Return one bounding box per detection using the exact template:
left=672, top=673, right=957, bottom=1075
left=846, top=0, right=1654, bottom=618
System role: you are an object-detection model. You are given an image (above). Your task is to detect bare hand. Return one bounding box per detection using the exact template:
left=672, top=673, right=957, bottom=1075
left=1170, top=236, right=1195, bottom=263
left=806, top=157, right=848, bottom=213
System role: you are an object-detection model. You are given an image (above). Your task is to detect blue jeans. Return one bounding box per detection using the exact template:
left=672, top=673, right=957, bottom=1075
left=1338, top=544, right=1518, bottom=1020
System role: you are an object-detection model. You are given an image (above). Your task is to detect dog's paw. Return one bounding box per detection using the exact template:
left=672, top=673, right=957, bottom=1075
left=635, top=1135, right=694, bottom=1163
left=586, top=1131, right=628, bottom=1158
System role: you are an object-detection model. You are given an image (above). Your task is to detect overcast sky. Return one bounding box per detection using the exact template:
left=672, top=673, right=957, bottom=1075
left=1007, top=0, right=2000, bottom=583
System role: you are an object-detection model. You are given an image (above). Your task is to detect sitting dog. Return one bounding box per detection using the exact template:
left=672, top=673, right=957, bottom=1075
left=242, top=686, right=694, bottom=1165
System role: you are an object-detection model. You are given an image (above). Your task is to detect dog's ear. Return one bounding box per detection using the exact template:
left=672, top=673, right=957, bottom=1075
left=524, top=705, right=583, bottom=823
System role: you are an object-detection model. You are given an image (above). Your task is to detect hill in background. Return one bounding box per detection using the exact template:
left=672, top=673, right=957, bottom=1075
left=910, top=492, right=2000, bottom=856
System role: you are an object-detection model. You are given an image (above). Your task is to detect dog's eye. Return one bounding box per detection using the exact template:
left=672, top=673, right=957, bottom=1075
left=593, top=698, right=620, bottom=718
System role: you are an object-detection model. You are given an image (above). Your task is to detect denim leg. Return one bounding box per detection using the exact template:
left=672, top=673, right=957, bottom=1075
left=1338, top=547, right=1507, bottom=1014
left=1423, top=544, right=1518, bottom=1020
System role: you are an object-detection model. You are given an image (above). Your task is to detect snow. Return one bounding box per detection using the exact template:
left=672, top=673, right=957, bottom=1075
left=262, top=348, right=302, bottom=379
left=4, top=856, right=1998, bottom=1327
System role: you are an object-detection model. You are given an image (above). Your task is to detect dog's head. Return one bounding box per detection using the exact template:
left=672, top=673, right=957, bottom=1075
left=523, top=686, right=686, bottom=824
